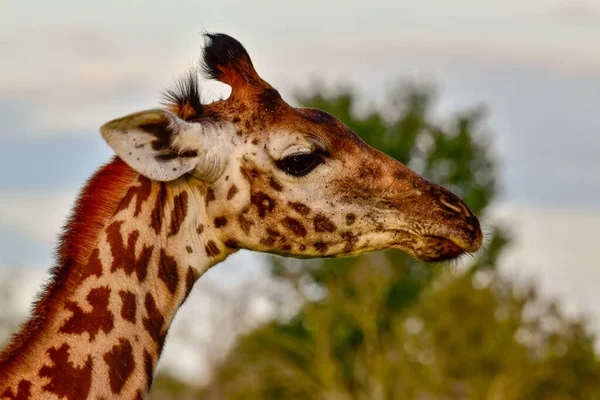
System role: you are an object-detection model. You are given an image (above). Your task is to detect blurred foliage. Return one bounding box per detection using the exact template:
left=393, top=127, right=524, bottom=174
left=154, top=83, right=600, bottom=399
left=205, top=270, right=600, bottom=400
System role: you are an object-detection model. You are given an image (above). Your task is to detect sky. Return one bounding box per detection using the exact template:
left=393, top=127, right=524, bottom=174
left=0, top=0, right=599, bottom=380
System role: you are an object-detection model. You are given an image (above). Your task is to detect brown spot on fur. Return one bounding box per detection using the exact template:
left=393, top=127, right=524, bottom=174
left=251, top=192, right=276, bottom=218
left=118, top=291, right=136, bottom=324
left=1, top=380, right=32, bottom=400
left=205, top=241, right=221, bottom=257
left=143, top=294, right=166, bottom=352
left=261, top=228, right=285, bottom=247
left=394, top=169, right=410, bottom=180
left=80, top=248, right=103, bottom=281
left=224, top=239, right=239, bottom=249
left=143, top=350, right=154, bottom=391
left=226, top=185, right=239, bottom=200
left=281, top=244, right=292, bottom=252
left=158, top=249, right=180, bottom=295
left=106, top=221, right=154, bottom=282
left=266, top=228, right=281, bottom=238
left=185, top=267, right=196, bottom=298
left=281, top=217, right=307, bottom=237
left=39, top=344, right=93, bottom=400
left=299, top=244, right=307, bottom=251
left=239, top=166, right=250, bottom=181
left=314, top=242, right=329, bottom=253
left=150, top=183, right=168, bottom=234
left=59, top=286, right=114, bottom=341
left=289, top=202, right=311, bottom=216
left=240, top=167, right=260, bottom=181
left=268, top=177, right=283, bottom=192
left=341, top=231, right=359, bottom=253
left=260, top=236, right=276, bottom=247
left=358, top=164, right=381, bottom=179
left=345, top=213, right=356, bottom=225
left=214, top=216, right=228, bottom=228
left=237, top=209, right=254, bottom=234
left=103, top=338, right=135, bottom=394
left=168, top=191, right=188, bottom=236
left=197, top=224, right=204, bottom=234
left=205, top=188, right=216, bottom=205
left=314, top=214, right=337, bottom=233
left=186, top=246, right=193, bottom=254
left=251, top=138, right=259, bottom=145
left=115, top=176, right=152, bottom=217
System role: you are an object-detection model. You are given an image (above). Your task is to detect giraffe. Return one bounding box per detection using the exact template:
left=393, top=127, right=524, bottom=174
left=0, top=33, right=482, bottom=399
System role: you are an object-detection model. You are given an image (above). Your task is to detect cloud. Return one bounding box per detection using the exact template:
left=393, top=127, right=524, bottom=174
left=0, top=25, right=173, bottom=135
left=2, top=0, right=600, bottom=139
left=553, top=1, right=600, bottom=24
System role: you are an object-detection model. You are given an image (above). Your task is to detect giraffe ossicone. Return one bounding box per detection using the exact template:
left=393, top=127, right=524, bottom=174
left=0, top=33, right=482, bottom=399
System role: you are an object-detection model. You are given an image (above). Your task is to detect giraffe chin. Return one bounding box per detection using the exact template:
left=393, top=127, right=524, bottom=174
left=264, top=234, right=469, bottom=263
left=401, top=235, right=468, bottom=263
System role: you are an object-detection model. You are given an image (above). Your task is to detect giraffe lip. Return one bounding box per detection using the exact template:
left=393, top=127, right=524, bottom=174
left=389, top=230, right=474, bottom=262
left=421, top=234, right=479, bottom=259
left=417, top=235, right=466, bottom=262
left=423, top=233, right=482, bottom=253
left=423, top=234, right=467, bottom=249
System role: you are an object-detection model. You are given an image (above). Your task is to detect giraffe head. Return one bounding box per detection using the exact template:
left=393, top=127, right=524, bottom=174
left=101, top=33, right=482, bottom=262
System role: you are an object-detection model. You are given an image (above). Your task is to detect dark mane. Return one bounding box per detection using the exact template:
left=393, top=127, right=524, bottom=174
left=0, top=158, right=138, bottom=378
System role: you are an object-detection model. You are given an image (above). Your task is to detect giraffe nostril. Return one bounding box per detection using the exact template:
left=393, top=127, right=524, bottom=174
left=439, top=194, right=471, bottom=218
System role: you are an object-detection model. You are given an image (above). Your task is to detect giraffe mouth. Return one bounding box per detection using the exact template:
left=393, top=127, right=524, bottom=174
left=417, top=235, right=467, bottom=262
left=324, top=229, right=476, bottom=262
left=390, top=231, right=472, bottom=262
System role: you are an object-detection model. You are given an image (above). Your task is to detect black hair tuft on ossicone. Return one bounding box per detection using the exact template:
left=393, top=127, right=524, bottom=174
left=201, top=33, right=259, bottom=87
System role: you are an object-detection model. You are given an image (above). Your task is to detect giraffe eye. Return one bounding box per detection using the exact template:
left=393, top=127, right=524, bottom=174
left=276, top=152, right=324, bottom=177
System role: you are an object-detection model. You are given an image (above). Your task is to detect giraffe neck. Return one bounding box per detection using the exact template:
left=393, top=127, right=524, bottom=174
left=0, top=158, right=229, bottom=400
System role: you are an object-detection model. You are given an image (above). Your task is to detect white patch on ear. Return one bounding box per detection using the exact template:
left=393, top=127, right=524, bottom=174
left=100, top=109, right=206, bottom=181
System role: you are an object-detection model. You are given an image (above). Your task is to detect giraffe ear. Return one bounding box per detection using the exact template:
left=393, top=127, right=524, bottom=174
left=100, top=109, right=209, bottom=182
